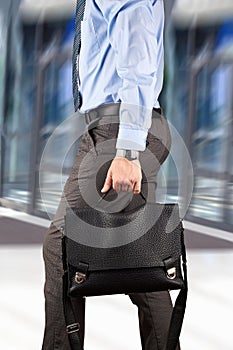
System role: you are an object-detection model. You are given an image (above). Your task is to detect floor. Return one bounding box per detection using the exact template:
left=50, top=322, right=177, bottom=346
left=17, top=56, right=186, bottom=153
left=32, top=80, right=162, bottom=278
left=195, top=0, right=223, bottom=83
left=1, top=207, right=233, bottom=350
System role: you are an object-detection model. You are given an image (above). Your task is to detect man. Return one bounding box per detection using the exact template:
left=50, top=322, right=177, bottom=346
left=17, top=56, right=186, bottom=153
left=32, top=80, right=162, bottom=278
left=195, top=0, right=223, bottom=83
left=42, top=0, right=180, bottom=349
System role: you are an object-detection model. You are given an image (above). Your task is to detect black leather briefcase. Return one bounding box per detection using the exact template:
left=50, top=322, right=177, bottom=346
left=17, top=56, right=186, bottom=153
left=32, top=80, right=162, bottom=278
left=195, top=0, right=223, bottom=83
left=63, top=202, right=186, bottom=296
left=62, top=201, right=187, bottom=350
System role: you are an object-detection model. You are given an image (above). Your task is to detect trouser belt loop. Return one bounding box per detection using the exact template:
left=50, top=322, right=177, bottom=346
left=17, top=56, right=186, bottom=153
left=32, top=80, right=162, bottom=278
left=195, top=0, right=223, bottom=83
left=84, top=113, right=92, bottom=125
left=84, top=110, right=100, bottom=128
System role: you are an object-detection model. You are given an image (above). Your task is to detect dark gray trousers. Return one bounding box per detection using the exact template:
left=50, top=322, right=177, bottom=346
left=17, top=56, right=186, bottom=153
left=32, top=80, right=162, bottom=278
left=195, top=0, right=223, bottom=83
left=42, top=105, right=180, bottom=350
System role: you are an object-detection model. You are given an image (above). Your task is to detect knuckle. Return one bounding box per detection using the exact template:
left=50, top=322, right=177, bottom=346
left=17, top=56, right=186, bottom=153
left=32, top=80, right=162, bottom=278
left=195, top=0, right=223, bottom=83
left=114, top=179, right=121, bottom=186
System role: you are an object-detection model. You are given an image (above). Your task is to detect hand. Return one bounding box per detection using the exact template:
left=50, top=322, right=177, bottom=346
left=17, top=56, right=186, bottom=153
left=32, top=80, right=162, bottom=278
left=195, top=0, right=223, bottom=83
left=101, top=157, right=142, bottom=194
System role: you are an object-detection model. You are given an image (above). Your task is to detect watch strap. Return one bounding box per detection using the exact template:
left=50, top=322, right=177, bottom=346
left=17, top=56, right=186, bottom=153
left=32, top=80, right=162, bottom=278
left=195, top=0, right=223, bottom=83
left=115, top=149, right=140, bottom=161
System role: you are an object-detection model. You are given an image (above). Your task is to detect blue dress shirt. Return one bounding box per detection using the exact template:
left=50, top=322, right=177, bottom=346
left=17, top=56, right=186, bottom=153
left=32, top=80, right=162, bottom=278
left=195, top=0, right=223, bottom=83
left=79, top=0, right=164, bottom=151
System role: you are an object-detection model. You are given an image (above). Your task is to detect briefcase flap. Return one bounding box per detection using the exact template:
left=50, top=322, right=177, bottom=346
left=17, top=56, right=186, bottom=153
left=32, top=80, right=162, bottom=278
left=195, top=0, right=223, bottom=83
left=64, top=203, right=183, bottom=272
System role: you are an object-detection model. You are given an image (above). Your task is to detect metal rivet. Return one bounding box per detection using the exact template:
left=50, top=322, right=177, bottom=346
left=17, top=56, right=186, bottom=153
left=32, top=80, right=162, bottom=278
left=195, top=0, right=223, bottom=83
left=75, top=271, right=87, bottom=284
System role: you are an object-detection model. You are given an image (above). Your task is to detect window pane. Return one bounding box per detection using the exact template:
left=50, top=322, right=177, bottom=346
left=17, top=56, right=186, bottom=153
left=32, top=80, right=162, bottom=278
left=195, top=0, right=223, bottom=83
left=193, top=64, right=231, bottom=173
left=189, top=177, right=224, bottom=222
left=2, top=7, right=34, bottom=204
left=35, top=54, right=76, bottom=214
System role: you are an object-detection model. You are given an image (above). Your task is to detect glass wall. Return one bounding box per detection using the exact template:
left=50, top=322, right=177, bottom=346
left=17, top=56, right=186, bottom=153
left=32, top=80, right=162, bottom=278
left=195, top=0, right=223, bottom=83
left=190, top=61, right=232, bottom=224
left=164, top=16, right=233, bottom=231
left=1, top=0, right=32, bottom=204
left=35, top=31, right=77, bottom=215
left=0, top=5, right=77, bottom=214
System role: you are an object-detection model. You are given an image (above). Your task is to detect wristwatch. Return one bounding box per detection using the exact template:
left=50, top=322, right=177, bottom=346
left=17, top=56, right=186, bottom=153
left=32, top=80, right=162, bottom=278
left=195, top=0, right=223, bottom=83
left=115, top=149, right=140, bottom=161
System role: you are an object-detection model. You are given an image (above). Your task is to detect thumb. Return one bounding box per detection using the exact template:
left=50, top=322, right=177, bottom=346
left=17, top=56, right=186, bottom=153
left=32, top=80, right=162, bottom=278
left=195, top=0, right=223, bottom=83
left=101, top=172, right=112, bottom=193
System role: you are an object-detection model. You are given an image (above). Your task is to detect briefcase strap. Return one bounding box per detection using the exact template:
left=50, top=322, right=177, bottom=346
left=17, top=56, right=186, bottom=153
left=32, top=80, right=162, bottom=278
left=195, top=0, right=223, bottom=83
left=166, top=229, right=188, bottom=350
left=63, top=271, right=84, bottom=350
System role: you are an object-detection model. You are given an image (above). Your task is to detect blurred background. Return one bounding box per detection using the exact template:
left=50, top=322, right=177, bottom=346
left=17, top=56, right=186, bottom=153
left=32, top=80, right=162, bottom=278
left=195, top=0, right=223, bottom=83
left=0, top=0, right=233, bottom=349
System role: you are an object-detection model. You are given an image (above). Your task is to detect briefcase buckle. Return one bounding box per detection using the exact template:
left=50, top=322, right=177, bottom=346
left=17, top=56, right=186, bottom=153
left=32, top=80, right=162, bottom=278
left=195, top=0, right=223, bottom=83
left=66, top=322, right=80, bottom=334
left=166, top=267, right=176, bottom=280
left=75, top=271, right=87, bottom=284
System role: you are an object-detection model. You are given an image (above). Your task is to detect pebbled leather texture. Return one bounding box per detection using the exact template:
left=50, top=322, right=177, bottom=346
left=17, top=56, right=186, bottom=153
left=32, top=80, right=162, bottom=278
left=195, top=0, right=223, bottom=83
left=63, top=203, right=186, bottom=296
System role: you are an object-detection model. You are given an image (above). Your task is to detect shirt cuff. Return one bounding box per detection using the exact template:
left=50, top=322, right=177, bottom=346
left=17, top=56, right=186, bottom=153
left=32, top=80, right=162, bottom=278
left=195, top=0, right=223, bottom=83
left=116, top=126, right=148, bottom=151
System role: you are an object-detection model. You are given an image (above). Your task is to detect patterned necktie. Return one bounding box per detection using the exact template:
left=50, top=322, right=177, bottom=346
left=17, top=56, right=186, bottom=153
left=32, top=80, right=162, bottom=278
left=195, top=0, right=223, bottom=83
left=72, top=0, right=86, bottom=112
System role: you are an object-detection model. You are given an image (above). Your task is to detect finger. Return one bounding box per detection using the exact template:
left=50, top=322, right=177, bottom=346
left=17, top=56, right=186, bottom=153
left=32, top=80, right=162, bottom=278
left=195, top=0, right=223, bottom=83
left=115, top=183, right=123, bottom=193
left=101, top=173, right=112, bottom=193
left=121, top=183, right=132, bottom=192
left=127, top=185, right=133, bottom=192
left=133, top=180, right=141, bottom=194
left=115, top=182, right=133, bottom=193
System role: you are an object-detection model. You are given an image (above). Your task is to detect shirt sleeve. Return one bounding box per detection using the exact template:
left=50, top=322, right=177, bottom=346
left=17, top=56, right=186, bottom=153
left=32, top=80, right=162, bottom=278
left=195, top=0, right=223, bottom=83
left=95, top=0, right=164, bottom=151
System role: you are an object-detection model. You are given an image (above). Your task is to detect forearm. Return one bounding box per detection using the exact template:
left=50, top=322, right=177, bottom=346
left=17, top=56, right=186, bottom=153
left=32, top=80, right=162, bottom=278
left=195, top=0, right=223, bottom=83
left=96, top=0, right=162, bottom=151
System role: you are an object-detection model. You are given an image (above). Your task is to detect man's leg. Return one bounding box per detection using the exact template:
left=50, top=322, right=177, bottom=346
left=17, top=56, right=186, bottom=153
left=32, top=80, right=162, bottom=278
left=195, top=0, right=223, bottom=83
left=42, top=126, right=101, bottom=349
left=128, top=291, right=177, bottom=350
left=42, top=223, right=85, bottom=350
left=42, top=118, right=139, bottom=349
left=127, top=112, right=180, bottom=350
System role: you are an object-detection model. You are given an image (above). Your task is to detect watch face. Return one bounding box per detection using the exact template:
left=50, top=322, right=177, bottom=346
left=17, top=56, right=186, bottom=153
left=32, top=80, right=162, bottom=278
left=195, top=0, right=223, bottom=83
left=125, top=150, right=131, bottom=160
left=126, top=150, right=138, bottom=160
